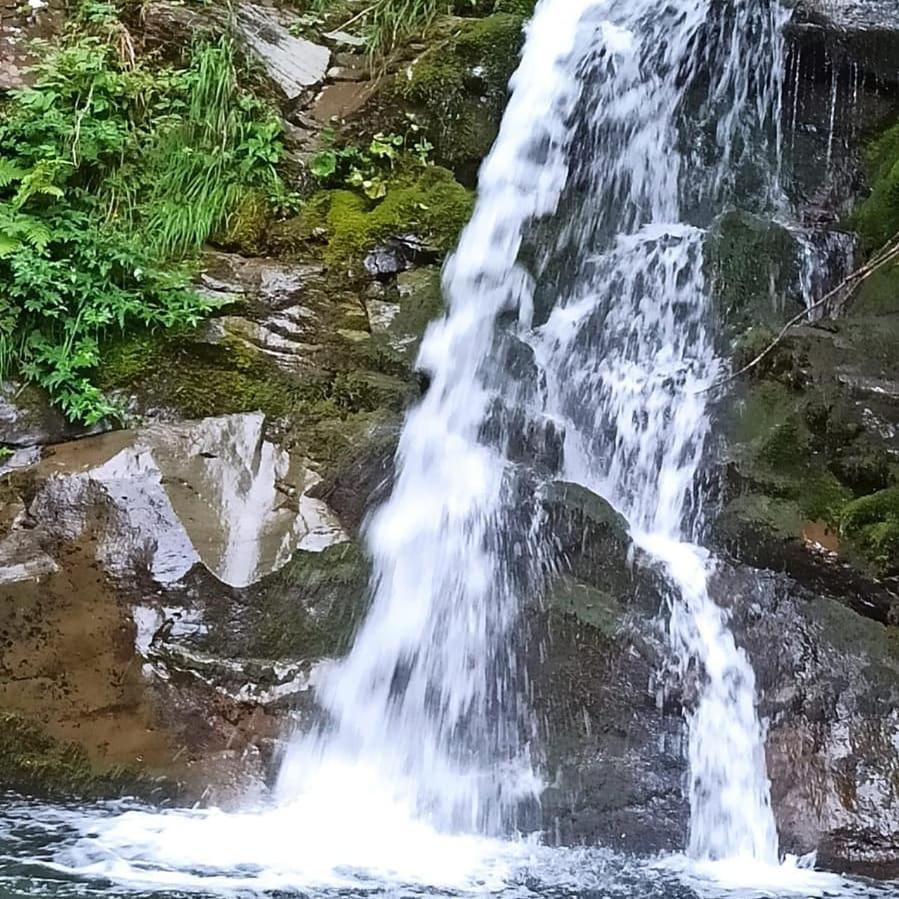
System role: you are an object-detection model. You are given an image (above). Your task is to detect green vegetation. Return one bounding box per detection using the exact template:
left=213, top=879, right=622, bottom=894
left=0, top=32, right=286, bottom=423
left=310, top=127, right=433, bottom=199
left=245, top=542, right=371, bottom=659
left=705, top=211, right=801, bottom=336
left=275, top=165, right=472, bottom=265
left=296, top=0, right=491, bottom=56
left=395, top=12, right=525, bottom=169
left=360, top=0, right=465, bottom=56
left=841, top=486, right=899, bottom=575
left=851, top=120, right=899, bottom=253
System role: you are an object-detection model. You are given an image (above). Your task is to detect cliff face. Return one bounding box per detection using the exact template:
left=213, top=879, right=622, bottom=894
left=0, top=0, right=898, bottom=877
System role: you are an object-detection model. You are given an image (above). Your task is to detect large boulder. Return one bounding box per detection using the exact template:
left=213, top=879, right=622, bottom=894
left=711, top=266, right=899, bottom=618
left=730, top=567, right=899, bottom=877
left=0, top=413, right=363, bottom=802
left=517, top=470, right=899, bottom=876
left=524, top=482, right=687, bottom=852
left=14, top=412, right=346, bottom=588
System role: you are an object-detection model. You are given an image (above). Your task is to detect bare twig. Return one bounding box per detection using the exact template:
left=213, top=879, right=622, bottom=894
left=117, top=22, right=137, bottom=70
left=700, top=230, right=899, bottom=394
left=71, top=83, right=96, bottom=167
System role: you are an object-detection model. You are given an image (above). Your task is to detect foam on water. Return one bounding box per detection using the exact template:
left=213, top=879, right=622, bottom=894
left=1, top=798, right=893, bottom=898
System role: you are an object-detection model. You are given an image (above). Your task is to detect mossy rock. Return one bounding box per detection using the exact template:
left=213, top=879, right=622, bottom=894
left=366, top=267, right=444, bottom=364
left=718, top=493, right=805, bottom=544
left=841, top=486, right=899, bottom=576
left=277, top=167, right=473, bottom=267
left=725, top=380, right=854, bottom=526
left=493, top=0, right=536, bottom=14
left=212, top=190, right=272, bottom=256
left=0, top=714, right=158, bottom=800
left=547, top=576, right=624, bottom=639
left=197, top=542, right=372, bottom=662
left=98, top=332, right=306, bottom=422
left=829, top=444, right=895, bottom=496
left=394, top=13, right=525, bottom=175
left=851, top=120, right=899, bottom=254
left=97, top=329, right=410, bottom=469
left=731, top=326, right=804, bottom=385
left=705, top=211, right=804, bottom=339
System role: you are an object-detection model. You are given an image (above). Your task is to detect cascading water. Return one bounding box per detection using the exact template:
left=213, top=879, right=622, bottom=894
left=525, top=0, right=791, bottom=862
left=275, top=0, right=600, bottom=835
left=279, top=0, right=791, bottom=855
left=278, top=0, right=793, bottom=862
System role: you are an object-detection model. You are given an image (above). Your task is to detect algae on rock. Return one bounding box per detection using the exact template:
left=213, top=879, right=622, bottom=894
left=275, top=166, right=473, bottom=267
left=0, top=714, right=161, bottom=801
left=852, top=120, right=899, bottom=254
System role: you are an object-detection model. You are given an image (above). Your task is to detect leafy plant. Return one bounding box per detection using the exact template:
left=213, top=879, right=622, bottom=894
left=139, top=41, right=285, bottom=255
left=310, top=125, right=433, bottom=199
left=0, top=33, right=286, bottom=423
left=289, top=12, right=327, bottom=37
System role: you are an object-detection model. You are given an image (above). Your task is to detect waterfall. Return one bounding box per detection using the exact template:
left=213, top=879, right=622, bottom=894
left=276, top=0, right=602, bottom=835
left=527, top=0, right=790, bottom=861
left=280, top=0, right=788, bottom=862
left=35, top=0, right=831, bottom=890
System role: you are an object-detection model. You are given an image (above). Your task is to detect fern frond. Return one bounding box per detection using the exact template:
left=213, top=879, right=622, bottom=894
left=0, top=158, right=27, bottom=190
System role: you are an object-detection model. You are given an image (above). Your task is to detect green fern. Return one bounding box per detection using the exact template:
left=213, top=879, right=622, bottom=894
left=0, top=206, right=52, bottom=256
left=0, top=158, right=26, bottom=189
left=0, top=33, right=284, bottom=423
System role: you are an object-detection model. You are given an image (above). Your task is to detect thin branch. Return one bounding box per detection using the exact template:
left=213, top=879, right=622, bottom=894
left=700, top=230, right=899, bottom=394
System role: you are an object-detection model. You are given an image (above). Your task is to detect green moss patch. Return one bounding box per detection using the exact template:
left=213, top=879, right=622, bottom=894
left=0, top=714, right=151, bottom=800
left=705, top=211, right=802, bottom=337
left=841, top=486, right=899, bottom=576
left=548, top=576, right=624, bottom=639
left=276, top=166, right=472, bottom=267
left=97, top=327, right=414, bottom=468
left=198, top=543, right=372, bottom=662
left=852, top=258, right=899, bottom=317
left=213, top=190, right=273, bottom=256
left=851, top=120, right=899, bottom=253
left=394, top=13, right=525, bottom=171
left=99, top=333, right=303, bottom=421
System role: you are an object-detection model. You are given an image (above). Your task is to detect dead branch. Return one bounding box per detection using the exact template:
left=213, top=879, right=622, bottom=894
left=700, top=229, right=899, bottom=394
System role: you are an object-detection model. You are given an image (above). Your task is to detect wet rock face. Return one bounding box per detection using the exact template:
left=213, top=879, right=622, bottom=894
left=527, top=483, right=689, bottom=853
left=790, top=0, right=899, bottom=84
left=785, top=0, right=899, bottom=214
left=711, top=281, right=899, bottom=615
left=20, top=412, right=347, bottom=588
left=0, top=0, right=64, bottom=91
left=0, top=412, right=361, bottom=801
left=723, top=567, right=899, bottom=877
left=0, top=383, right=98, bottom=449
left=523, top=478, right=899, bottom=874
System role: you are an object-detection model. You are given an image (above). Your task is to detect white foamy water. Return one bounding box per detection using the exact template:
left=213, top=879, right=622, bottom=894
left=276, top=0, right=602, bottom=836
left=528, top=0, right=791, bottom=862
left=3, top=0, right=883, bottom=896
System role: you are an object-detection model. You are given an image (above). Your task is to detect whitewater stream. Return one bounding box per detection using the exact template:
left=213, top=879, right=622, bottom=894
left=3, top=0, right=899, bottom=897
